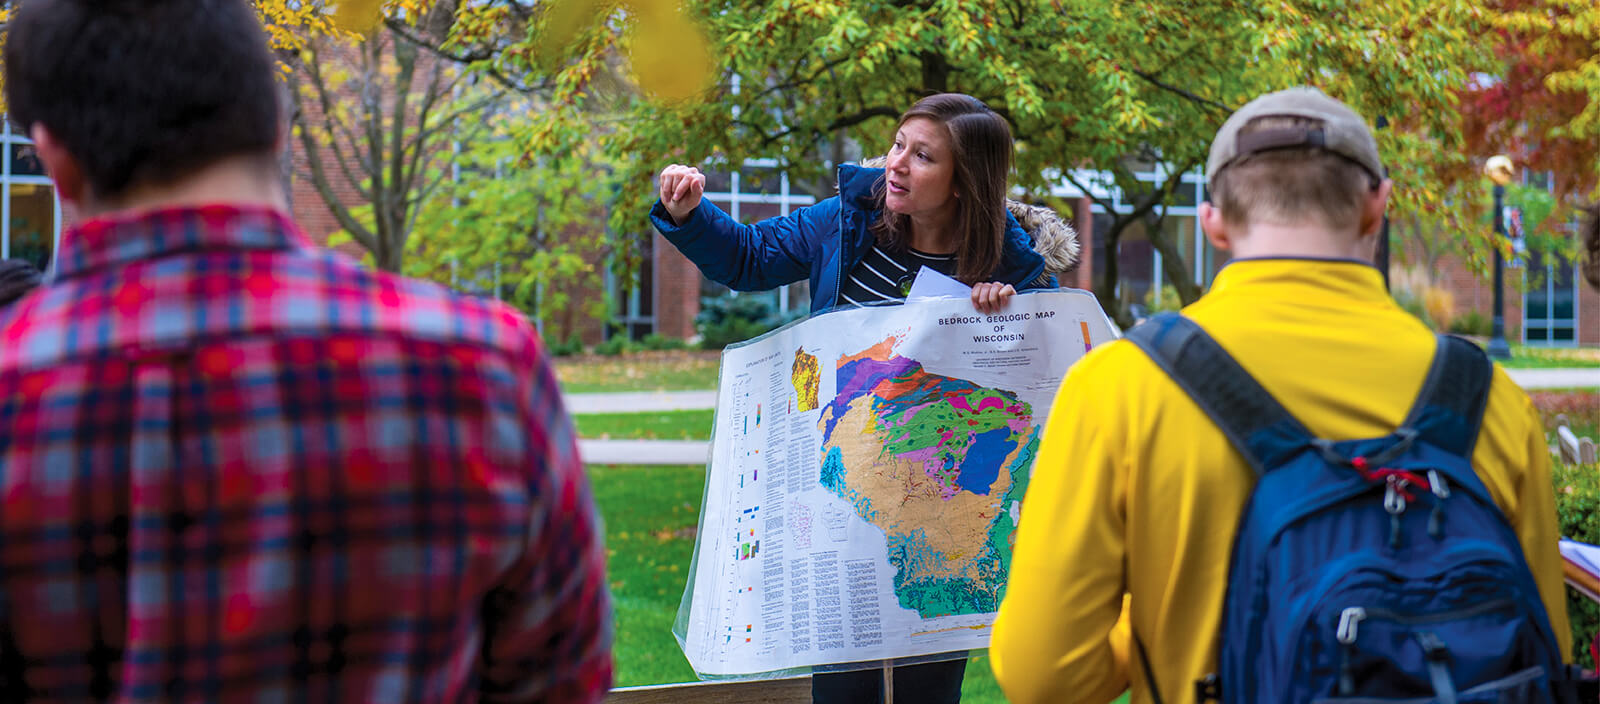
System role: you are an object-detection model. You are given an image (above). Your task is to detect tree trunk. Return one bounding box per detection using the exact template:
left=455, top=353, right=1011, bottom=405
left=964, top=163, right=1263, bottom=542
left=920, top=52, right=949, bottom=94
left=1094, top=220, right=1132, bottom=329
left=1145, top=212, right=1203, bottom=305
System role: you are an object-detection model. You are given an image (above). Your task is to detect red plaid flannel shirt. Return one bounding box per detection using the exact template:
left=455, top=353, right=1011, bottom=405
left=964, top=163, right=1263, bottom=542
left=0, top=205, right=612, bottom=703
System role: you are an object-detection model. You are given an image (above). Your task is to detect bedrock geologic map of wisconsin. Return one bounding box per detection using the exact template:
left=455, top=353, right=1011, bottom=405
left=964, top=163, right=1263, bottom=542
left=816, top=333, right=1037, bottom=618
left=679, top=291, right=1114, bottom=676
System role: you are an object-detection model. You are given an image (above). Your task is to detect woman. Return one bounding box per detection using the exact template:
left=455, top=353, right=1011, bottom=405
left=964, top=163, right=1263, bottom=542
left=652, top=93, right=1075, bottom=317
left=651, top=93, right=1076, bottom=704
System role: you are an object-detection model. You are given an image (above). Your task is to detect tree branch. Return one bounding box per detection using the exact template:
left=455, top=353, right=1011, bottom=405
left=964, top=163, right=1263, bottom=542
left=1129, top=68, right=1234, bottom=114
left=291, top=92, right=378, bottom=253
left=297, top=41, right=377, bottom=189
left=382, top=16, right=553, bottom=95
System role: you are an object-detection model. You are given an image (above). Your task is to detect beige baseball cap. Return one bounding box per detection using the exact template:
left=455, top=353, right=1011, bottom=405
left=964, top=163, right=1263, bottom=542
left=1205, top=87, right=1383, bottom=186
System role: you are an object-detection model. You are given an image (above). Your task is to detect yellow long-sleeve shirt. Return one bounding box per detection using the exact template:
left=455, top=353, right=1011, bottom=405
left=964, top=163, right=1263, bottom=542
left=991, top=259, right=1570, bottom=704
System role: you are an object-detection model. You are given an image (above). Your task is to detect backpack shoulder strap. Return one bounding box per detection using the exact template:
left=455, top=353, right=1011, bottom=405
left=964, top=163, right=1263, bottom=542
left=1124, top=313, right=1312, bottom=476
left=1398, top=334, right=1494, bottom=456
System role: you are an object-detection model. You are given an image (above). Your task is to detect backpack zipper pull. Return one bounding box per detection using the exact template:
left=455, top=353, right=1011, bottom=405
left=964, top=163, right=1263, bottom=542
left=1385, top=478, right=1408, bottom=549
left=1383, top=478, right=1408, bottom=515
left=1426, top=470, right=1449, bottom=538
left=1336, top=607, right=1366, bottom=644
left=1336, top=607, right=1366, bottom=696
left=1428, top=470, right=1450, bottom=498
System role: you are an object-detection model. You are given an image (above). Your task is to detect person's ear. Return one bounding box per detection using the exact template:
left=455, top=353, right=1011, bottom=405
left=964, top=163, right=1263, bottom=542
left=1359, top=178, right=1393, bottom=238
left=1200, top=201, right=1234, bottom=252
left=29, top=125, right=87, bottom=205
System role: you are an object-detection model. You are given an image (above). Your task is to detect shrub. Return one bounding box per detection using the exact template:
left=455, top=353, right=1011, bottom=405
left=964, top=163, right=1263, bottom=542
left=1422, top=286, right=1457, bottom=333
left=1531, top=390, right=1600, bottom=441
left=639, top=333, right=690, bottom=351
left=1393, top=290, right=1433, bottom=328
left=545, top=332, right=585, bottom=357
left=1144, top=284, right=1183, bottom=315
left=1553, top=461, right=1600, bottom=666
left=593, top=334, right=636, bottom=356
left=1447, top=309, right=1492, bottom=337
left=696, top=294, right=800, bottom=350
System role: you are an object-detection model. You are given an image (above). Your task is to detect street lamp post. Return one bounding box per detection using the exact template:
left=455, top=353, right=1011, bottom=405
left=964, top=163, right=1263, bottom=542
left=1375, top=116, right=1390, bottom=291
left=1484, top=155, right=1514, bottom=360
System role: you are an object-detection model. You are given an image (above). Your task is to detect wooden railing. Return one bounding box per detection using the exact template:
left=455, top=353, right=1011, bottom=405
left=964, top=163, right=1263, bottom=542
left=1555, top=414, right=1598, bottom=465
left=605, top=676, right=811, bottom=704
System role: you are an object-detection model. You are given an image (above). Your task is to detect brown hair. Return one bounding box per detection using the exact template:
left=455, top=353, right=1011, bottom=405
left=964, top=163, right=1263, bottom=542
left=1210, top=116, right=1379, bottom=231
left=869, top=93, right=1014, bottom=284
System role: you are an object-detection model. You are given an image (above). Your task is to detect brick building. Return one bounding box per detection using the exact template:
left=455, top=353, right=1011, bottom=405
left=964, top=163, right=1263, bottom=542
left=4, top=116, right=1593, bottom=347
left=643, top=161, right=1596, bottom=346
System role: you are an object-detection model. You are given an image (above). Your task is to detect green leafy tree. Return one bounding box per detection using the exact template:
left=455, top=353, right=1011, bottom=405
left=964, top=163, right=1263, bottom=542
left=459, top=0, right=1496, bottom=325
left=283, top=2, right=508, bottom=272
left=405, top=104, right=622, bottom=341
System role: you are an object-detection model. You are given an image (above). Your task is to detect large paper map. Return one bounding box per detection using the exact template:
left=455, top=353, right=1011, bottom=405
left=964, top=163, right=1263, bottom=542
left=675, top=291, right=1115, bottom=677
left=818, top=336, right=1035, bottom=619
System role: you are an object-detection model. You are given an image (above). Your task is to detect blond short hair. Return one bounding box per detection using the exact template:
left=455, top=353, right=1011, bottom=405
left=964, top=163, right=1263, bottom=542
left=1210, top=116, right=1378, bottom=231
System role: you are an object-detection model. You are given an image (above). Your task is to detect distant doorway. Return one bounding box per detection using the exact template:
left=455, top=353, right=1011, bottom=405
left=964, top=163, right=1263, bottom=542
left=1522, top=250, right=1579, bottom=346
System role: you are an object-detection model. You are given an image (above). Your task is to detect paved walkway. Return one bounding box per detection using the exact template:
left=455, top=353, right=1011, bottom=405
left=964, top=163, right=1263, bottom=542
left=564, top=390, right=717, bottom=414
left=567, top=367, right=1596, bottom=466
left=577, top=439, right=710, bottom=465
left=1505, top=368, right=1599, bottom=389
left=563, top=367, right=1596, bottom=414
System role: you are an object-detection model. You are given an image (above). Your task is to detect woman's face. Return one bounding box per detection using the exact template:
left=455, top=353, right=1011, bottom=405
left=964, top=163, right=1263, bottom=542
left=884, top=117, right=957, bottom=221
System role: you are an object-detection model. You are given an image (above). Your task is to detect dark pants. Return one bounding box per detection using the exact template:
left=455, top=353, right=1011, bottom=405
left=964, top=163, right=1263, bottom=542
left=811, top=658, right=966, bottom=704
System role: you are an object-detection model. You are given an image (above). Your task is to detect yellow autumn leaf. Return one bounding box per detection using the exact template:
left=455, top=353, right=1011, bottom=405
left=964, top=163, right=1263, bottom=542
left=331, top=0, right=384, bottom=35
left=629, top=0, right=713, bottom=101
left=535, top=0, right=610, bottom=70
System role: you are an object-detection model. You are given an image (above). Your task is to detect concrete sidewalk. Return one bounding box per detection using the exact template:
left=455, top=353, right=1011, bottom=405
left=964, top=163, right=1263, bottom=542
left=1505, top=367, right=1599, bottom=389
left=562, top=367, right=1595, bottom=416
left=564, top=390, right=717, bottom=414
left=578, top=439, right=710, bottom=466
left=566, top=368, right=1594, bottom=466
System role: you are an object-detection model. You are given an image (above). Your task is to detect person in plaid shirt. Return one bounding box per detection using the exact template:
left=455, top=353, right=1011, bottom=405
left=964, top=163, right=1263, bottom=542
left=0, top=0, right=613, bottom=701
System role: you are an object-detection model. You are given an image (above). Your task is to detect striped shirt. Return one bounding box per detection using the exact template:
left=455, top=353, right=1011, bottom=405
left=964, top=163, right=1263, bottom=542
left=0, top=205, right=613, bottom=703
left=837, top=242, right=959, bottom=307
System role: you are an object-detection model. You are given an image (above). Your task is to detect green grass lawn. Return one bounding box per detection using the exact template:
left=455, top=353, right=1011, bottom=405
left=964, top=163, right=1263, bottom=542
left=579, top=365, right=1595, bottom=700
left=552, top=343, right=1596, bottom=395
left=587, top=463, right=1123, bottom=702
left=556, top=352, right=721, bottom=393
left=574, top=410, right=715, bottom=441
left=589, top=464, right=703, bottom=687
left=1500, top=344, right=1600, bottom=369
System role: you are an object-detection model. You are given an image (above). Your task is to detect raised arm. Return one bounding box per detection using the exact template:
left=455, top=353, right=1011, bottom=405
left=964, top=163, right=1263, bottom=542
left=649, top=163, right=837, bottom=292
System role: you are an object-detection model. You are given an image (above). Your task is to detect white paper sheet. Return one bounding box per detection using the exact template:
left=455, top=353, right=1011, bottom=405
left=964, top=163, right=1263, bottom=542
left=904, top=266, right=972, bottom=302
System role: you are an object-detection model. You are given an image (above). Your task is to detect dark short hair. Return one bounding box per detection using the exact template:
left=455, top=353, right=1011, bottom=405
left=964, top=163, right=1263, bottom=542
left=0, top=259, right=43, bottom=308
left=3, top=0, right=282, bottom=198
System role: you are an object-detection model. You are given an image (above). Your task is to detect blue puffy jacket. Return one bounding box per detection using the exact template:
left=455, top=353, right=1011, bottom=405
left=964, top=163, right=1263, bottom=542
left=649, top=164, right=1059, bottom=315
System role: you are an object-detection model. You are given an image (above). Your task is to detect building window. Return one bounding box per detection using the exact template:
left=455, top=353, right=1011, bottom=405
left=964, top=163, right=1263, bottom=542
left=1073, top=168, right=1210, bottom=310
left=608, top=235, right=655, bottom=341
left=1, top=118, right=62, bottom=275
left=702, top=159, right=816, bottom=316
left=1522, top=249, right=1579, bottom=346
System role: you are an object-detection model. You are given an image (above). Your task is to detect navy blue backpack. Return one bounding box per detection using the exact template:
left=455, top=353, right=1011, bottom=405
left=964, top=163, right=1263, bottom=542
left=1125, top=313, right=1590, bottom=704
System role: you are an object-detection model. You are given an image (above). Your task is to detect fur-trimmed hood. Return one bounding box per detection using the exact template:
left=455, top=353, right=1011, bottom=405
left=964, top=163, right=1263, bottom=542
left=856, top=155, right=1080, bottom=275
